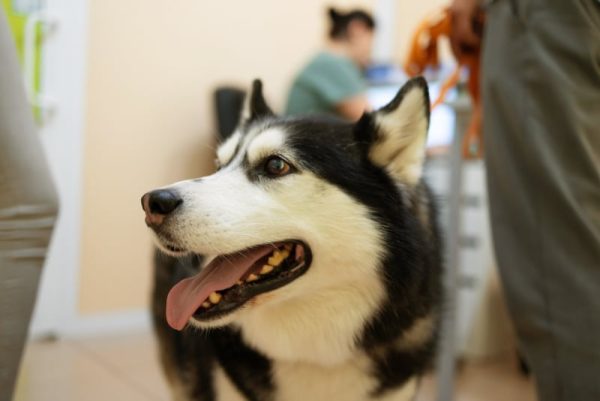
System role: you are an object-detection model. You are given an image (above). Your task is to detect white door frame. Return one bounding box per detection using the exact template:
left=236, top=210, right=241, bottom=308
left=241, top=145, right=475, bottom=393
left=372, top=0, right=397, bottom=63
left=29, top=0, right=89, bottom=338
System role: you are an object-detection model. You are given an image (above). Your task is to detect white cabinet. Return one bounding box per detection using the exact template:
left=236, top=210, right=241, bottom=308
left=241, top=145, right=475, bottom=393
left=424, top=157, right=496, bottom=355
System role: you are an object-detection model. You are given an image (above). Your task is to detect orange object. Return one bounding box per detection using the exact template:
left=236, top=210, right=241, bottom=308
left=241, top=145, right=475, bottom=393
left=404, top=8, right=483, bottom=159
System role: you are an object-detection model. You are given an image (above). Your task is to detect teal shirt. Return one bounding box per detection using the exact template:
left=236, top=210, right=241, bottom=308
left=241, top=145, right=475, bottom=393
left=285, top=52, right=366, bottom=117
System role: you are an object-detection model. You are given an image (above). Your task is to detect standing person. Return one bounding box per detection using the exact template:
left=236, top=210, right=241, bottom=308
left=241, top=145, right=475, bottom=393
left=285, top=7, right=375, bottom=120
left=0, top=9, right=58, bottom=401
left=451, top=0, right=600, bottom=400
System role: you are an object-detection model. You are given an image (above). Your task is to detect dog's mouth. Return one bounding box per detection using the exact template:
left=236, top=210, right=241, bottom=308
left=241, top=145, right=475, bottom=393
left=155, top=236, right=189, bottom=256
left=165, top=241, right=312, bottom=330
left=163, top=243, right=187, bottom=254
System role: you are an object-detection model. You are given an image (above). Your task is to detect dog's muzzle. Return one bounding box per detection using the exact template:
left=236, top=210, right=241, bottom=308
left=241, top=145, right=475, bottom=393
left=141, top=189, right=182, bottom=227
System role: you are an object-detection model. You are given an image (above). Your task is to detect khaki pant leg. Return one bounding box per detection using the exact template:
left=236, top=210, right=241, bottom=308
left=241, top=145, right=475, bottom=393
left=0, top=9, right=59, bottom=401
left=482, top=1, right=600, bottom=400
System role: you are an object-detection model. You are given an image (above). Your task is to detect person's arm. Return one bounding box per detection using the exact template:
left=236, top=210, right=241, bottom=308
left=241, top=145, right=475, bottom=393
left=449, top=0, right=483, bottom=59
left=305, top=54, right=369, bottom=120
left=335, top=94, right=371, bottom=121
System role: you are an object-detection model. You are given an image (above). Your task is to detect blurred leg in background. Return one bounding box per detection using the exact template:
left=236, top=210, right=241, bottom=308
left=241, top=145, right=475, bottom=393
left=0, top=8, right=58, bottom=401
left=483, top=0, right=600, bottom=400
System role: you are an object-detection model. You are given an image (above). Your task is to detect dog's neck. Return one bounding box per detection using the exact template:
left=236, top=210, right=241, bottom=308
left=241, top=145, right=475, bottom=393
left=235, top=279, right=386, bottom=365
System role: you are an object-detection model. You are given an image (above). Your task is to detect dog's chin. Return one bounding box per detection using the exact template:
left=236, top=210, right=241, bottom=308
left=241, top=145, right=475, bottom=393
left=188, top=312, right=240, bottom=329
left=154, top=236, right=190, bottom=257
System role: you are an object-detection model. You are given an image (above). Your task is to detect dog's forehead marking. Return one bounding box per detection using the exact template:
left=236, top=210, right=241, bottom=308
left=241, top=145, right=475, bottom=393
left=246, top=127, right=286, bottom=164
left=217, top=131, right=241, bottom=166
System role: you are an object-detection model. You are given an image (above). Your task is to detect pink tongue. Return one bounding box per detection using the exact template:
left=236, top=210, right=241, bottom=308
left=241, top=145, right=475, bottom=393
left=166, top=245, right=275, bottom=330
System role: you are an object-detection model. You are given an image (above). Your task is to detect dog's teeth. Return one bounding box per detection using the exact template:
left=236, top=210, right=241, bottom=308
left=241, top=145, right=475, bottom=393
left=246, top=273, right=258, bottom=282
left=209, top=292, right=222, bottom=304
left=267, top=250, right=283, bottom=266
left=268, top=249, right=289, bottom=266
left=201, top=301, right=211, bottom=308
left=260, top=264, right=273, bottom=275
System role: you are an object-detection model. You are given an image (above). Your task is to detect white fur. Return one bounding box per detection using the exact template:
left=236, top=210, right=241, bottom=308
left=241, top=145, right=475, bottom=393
left=158, top=118, right=426, bottom=400
left=246, top=127, right=286, bottom=164
left=371, top=88, right=428, bottom=185
left=215, top=365, right=246, bottom=401
left=213, top=357, right=417, bottom=401
left=396, top=313, right=436, bottom=351
left=163, top=128, right=386, bottom=365
left=216, top=131, right=241, bottom=167
left=272, top=357, right=417, bottom=401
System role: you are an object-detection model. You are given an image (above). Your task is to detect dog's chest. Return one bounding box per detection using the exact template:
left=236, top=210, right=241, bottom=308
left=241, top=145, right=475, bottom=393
left=214, top=359, right=417, bottom=401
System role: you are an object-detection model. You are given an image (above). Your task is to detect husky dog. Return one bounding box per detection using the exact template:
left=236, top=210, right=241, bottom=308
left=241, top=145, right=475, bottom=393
left=142, top=77, right=442, bottom=401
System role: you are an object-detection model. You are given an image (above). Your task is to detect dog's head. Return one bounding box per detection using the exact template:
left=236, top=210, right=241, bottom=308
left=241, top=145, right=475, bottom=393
left=142, top=78, right=430, bottom=355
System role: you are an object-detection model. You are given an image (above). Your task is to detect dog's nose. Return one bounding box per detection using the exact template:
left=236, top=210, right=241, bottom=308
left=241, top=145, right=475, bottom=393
left=141, top=189, right=182, bottom=226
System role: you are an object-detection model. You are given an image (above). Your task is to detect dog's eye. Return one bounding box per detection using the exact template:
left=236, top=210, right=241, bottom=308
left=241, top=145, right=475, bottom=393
left=264, top=156, right=291, bottom=177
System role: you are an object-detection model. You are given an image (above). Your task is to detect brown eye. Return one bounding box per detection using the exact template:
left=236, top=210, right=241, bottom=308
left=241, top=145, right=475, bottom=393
left=265, top=156, right=291, bottom=177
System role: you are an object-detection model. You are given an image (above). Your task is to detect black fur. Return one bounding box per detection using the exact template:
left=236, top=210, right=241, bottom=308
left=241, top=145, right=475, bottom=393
left=152, top=251, right=216, bottom=401
left=212, top=328, right=274, bottom=401
left=274, top=116, right=442, bottom=393
left=248, top=80, right=274, bottom=121
left=151, top=77, right=442, bottom=399
left=379, top=76, right=430, bottom=122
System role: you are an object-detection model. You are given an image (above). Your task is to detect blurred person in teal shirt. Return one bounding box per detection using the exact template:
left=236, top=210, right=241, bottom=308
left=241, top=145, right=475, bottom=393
left=285, top=8, right=375, bottom=120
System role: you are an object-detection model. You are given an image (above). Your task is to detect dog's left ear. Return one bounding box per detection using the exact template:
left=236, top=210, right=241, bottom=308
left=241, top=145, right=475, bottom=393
left=355, top=77, right=430, bottom=185
left=241, top=79, right=275, bottom=122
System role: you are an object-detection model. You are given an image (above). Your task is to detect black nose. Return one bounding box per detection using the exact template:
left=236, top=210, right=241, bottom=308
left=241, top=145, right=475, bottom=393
left=141, top=190, right=182, bottom=225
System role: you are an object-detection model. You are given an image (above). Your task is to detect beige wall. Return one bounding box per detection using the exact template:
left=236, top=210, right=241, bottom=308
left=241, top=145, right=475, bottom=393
left=394, top=0, right=451, bottom=64
left=79, top=0, right=373, bottom=314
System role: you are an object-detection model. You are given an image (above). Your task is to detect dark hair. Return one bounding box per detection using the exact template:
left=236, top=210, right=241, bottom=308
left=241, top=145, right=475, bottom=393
left=328, top=7, right=375, bottom=39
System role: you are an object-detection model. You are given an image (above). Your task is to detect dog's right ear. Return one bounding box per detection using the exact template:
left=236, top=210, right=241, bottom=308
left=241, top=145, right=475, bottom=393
left=240, top=79, right=275, bottom=123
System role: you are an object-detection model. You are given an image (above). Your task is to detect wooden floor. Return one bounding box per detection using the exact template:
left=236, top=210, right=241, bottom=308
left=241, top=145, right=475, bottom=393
left=417, top=357, right=537, bottom=401
left=14, top=330, right=537, bottom=401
